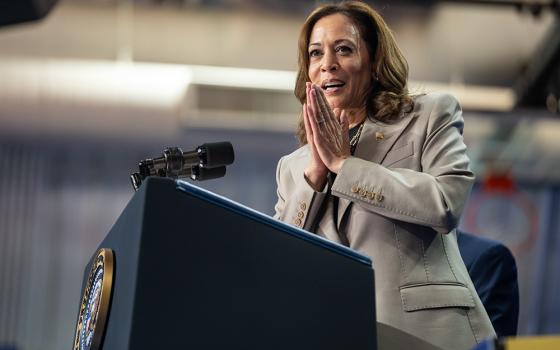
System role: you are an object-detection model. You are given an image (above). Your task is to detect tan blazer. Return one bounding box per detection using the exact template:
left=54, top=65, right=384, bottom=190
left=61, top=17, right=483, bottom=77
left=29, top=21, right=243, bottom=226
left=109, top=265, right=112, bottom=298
left=274, top=93, right=496, bottom=350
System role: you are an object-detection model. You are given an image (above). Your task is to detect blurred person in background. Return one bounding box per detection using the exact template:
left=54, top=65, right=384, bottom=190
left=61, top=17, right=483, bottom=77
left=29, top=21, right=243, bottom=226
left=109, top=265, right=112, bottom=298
left=274, top=1, right=496, bottom=349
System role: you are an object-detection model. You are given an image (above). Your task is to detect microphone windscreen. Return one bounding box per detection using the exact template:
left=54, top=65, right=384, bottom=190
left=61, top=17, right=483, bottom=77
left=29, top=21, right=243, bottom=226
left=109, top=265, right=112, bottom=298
left=201, top=142, right=235, bottom=167
left=193, top=166, right=227, bottom=181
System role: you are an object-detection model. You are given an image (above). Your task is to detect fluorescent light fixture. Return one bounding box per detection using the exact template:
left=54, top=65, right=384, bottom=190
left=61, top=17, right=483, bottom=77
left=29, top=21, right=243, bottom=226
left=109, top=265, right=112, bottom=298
left=409, top=81, right=515, bottom=112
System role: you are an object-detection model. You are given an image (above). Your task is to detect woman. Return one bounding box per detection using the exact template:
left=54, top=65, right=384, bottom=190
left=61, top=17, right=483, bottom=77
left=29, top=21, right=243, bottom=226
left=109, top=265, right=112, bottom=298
left=274, top=1, right=496, bottom=349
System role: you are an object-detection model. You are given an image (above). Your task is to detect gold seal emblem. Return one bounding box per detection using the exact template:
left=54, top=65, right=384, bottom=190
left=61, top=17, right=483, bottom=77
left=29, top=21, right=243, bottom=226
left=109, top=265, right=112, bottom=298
left=73, top=248, right=114, bottom=350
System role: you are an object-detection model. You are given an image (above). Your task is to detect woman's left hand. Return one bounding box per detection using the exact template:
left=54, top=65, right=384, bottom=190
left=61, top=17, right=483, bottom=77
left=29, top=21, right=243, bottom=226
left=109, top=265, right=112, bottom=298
left=307, top=84, right=351, bottom=173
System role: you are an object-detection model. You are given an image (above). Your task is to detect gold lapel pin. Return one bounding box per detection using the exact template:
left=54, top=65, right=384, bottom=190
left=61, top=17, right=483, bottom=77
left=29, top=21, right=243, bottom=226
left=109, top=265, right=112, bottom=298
left=375, top=132, right=384, bottom=140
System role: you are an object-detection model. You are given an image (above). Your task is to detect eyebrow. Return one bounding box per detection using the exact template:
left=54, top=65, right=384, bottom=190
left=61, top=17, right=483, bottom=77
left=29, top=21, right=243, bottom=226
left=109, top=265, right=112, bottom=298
left=309, top=39, right=355, bottom=47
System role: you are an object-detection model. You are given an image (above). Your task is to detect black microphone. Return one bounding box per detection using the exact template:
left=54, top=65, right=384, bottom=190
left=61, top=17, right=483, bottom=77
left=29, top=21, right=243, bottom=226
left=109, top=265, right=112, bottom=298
left=191, top=165, right=227, bottom=181
left=130, top=142, right=234, bottom=190
left=199, top=142, right=235, bottom=168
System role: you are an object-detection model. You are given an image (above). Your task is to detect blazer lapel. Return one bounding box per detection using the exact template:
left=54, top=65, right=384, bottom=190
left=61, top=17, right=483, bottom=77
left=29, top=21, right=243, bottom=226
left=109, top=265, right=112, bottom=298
left=354, top=113, right=416, bottom=164
left=337, top=111, right=417, bottom=231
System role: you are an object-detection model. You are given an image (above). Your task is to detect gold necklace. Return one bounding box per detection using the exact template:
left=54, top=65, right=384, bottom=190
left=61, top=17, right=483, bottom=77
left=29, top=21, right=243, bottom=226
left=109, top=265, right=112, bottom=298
left=349, top=121, right=365, bottom=148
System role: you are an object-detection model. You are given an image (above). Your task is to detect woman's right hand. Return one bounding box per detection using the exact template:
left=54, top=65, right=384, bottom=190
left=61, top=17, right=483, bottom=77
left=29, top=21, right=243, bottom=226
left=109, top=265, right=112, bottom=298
left=303, top=83, right=328, bottom=191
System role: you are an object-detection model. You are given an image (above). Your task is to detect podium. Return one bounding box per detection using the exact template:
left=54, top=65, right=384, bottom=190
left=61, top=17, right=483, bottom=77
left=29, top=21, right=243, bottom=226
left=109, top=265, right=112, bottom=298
left=73, top=177, right=377, bottom=349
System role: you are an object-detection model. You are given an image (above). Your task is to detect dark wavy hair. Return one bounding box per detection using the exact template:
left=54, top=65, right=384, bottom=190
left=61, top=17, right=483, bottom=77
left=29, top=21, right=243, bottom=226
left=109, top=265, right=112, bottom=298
left=295, top=1, right=414, bottom=145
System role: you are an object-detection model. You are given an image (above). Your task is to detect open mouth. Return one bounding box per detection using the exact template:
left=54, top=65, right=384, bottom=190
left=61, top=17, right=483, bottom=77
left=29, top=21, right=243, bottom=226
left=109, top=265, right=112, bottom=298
left=322, top=80, right=345, bottom=91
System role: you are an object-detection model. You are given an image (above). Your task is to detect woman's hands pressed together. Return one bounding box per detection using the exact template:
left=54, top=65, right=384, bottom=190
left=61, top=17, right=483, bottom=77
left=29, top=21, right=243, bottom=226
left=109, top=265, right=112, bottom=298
left=303, top=82, right=351, bottom=191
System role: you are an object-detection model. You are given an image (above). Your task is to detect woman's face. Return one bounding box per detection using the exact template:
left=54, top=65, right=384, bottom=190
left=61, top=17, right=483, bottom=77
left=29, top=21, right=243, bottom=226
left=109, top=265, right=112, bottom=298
left=307, top=13, right=373, bottom=110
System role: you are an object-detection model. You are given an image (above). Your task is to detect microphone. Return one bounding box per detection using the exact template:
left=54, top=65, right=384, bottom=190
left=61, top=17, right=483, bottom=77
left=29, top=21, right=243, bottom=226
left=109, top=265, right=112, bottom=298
left=130, top=142, right=234, bottom=190
left=191, top=165, right=227, bottom=181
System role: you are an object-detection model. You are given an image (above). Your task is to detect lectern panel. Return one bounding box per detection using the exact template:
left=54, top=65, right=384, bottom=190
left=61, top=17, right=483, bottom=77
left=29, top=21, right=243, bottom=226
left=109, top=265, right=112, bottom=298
left=76, top=177, right=376, bottom=350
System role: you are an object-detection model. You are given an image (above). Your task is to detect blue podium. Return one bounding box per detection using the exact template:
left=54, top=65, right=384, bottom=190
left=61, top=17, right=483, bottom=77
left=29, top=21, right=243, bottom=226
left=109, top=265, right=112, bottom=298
left=74, top=177, right=377, bottom=349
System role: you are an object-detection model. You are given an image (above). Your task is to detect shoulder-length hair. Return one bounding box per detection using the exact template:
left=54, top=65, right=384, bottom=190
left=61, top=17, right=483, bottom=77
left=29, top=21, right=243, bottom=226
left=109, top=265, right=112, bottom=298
left=295, top=1, right=413, bottom=145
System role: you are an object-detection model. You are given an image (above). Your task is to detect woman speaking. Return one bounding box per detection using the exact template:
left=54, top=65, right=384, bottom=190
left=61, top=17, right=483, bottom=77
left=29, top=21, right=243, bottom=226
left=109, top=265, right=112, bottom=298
left=274, top=1, right=496, bottom=349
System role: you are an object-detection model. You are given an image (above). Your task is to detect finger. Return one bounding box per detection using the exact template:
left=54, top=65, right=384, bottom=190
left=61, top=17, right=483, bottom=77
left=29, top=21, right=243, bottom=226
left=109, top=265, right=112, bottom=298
left=309, top=88, right=326, bottom=132
left=333, top=108, right=345, bottom=138
left=307, top=99, right=321, bottom=140
left=331, top=111, right=345, bottom=151
left=308, top=98, right=336, bottom=159
left=303, top=103, right=313, bottom=143
left=319, top=92, right=348, bottom=152
left=333, top=108, right=341, bottom=122
left=307, top=92, right=317, bottom=124
left=309, top=89, right=337, bottom=160
left=313, top=85, right=338, bottom=136
left=310, top=88, right=330, bottom=136
left=314, top=85, right=337, bottom=125
left=338, top=110, right=352, bottom=158
left=305, top=104, right=326, bottom=163
left=308, top=95, right=330, bottom=153
left=330, top=108, right=344, bottom=150
left=340, top=110, right=350, bottom=145
left=313, top=92, right=335, bottom=142
left=306, top=85, right=326, bottom=152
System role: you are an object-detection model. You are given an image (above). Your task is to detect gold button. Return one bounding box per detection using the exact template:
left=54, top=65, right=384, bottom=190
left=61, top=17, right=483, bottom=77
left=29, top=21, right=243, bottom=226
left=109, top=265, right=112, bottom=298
left=376, top=193, right=384, bottom=202
left=299, top=202, right=307, bottom=210
left=367, top=191, right=376, bottom=200
left=297, top=211, right=304, bottom=219
left=294, top=218, right=302, bottom=226
left=351, top=185, right=359, bottom=193
left=359, top=189, right=367, bottom=197
left=376, top=132, right=384, bottom=140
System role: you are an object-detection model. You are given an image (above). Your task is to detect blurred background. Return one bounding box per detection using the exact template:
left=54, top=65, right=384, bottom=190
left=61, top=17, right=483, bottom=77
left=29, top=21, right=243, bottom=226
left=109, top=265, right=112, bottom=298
left=0, top=0, right=559, bottom=349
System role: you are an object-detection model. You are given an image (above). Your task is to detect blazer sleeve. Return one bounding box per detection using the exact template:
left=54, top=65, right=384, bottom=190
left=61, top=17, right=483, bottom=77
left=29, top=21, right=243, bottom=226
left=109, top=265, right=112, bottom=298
left=273, top=154, right=327, bottom=230
left=330, top=93, right=474, bottom=234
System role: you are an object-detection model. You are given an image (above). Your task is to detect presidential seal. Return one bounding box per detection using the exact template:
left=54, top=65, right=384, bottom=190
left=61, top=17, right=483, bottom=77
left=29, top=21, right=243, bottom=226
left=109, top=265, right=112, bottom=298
left=73, top=248, right=114, bottom=350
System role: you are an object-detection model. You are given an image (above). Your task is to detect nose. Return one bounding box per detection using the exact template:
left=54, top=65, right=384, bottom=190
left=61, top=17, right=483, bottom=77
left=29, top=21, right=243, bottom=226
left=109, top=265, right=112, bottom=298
left=320, top=50, right=339, bottom=72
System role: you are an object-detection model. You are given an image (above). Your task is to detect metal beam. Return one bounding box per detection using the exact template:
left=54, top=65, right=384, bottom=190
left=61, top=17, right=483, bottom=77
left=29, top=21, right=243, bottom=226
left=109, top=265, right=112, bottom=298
left=514, top=18, right=560, bottom=112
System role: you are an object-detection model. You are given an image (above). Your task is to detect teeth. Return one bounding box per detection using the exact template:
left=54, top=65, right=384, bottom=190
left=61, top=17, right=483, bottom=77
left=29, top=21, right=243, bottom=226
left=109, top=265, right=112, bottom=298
left=325, top=83, right=344, bottom=89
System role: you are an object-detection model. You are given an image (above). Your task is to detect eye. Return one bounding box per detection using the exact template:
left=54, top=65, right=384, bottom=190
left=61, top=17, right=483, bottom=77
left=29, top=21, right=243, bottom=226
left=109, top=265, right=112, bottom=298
left=309, top=49, right=322, bottom=58
left=336, top=45, right=353, bottom=54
